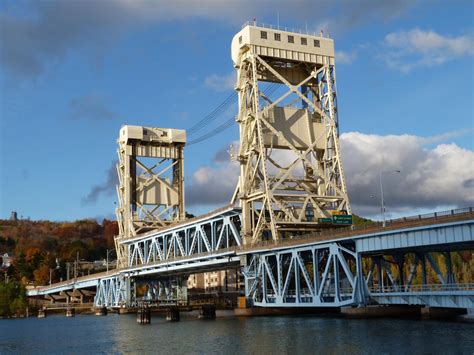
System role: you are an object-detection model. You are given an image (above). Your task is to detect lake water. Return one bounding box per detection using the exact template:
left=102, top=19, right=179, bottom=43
left=0, top=312, right=473, bottom=354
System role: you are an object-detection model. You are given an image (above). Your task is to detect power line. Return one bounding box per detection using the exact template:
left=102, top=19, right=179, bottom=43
left=187, top=83, right=280, bottom=146
left=187, top=91, right=237, bottom=136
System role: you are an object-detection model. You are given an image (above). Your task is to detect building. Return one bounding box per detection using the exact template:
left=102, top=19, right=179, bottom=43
left=187, top=268, right=242, bottom=292
left=1, top=253, right=12, bottom=268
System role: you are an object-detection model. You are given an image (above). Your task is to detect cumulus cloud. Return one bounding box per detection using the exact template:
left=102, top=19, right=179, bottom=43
left=186, top=141, right=239, bottom=206
left=381, top=28, right=474, bottom=72
left=204, top=72, right=236, bottom=92
left=184, top=132, right=474, bottom=217
left=82, top=160, right=118, bottom=205
left=69, top=92, right=116, bottom=121
left=1, top=0, right=414, bottom=78
left=341, top=131, right=474, bottom=216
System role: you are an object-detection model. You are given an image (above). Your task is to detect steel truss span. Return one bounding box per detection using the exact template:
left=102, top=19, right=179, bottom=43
left=122, top=207, right=242, bottom=268
left=94, top=275, right=131, bottom=308
left=244, top=242, right=365, bottom=307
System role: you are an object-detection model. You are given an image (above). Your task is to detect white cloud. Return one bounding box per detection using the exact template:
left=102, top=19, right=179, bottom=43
left=340, top=131, right=474, bottom=216
left=381, top=28, right=474, bottom=72
left=186, top=132, right=474, bottom=218
left=204, top=72, right=236, bottom=92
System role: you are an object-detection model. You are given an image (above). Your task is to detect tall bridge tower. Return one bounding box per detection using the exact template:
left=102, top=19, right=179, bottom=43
left=231, top=23, right=351, bottom=244
left=115, top=125, right=186, bottom=266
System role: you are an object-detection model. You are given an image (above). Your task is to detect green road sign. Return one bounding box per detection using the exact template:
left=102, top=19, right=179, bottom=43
left=318, top=218, right=332, bottom=224
left=332, top=214, right=353, bottom=225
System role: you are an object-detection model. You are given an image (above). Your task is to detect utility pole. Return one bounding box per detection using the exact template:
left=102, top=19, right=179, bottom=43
left=379, top=170, right=401, bottom=227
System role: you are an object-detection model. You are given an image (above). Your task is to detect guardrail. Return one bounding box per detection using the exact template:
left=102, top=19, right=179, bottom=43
left=248, top=207, right=474, bottom=250
left=370, top=283, right=474, bottom=293
left=241, top=20, right=324, bottom=37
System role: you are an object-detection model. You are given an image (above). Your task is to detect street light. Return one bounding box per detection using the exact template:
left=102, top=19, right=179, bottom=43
left=379, top=170, right=401, bottom=227
left=106, top=249, right=115, bottom=273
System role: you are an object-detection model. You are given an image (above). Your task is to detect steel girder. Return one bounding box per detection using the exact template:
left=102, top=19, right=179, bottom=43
left=123, top=210, right=242, bottom=268
left=243, top=241, right=365, bottom=307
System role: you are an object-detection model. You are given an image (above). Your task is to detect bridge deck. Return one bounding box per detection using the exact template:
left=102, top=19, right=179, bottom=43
left=27, top=207, right=473, bottom=298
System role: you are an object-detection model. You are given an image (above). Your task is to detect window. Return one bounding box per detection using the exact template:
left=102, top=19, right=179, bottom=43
left=301, top=37, right=307, bottom=45
left=314, top=39, right=320, bottom=47
left=288, top=35, right=294, bottom=43
left=239, top=36, right=242, bottom=44
left=260, top=31, right=267, bottom=39
left=274, top=33, right=281, bottom=41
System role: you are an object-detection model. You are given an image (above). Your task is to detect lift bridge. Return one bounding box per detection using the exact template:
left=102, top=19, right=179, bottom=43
left=27, top=23, right=474, bottom=310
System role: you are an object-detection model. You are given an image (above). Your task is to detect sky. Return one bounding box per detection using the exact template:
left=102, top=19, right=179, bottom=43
left=0, top=0, right=473, bottom=222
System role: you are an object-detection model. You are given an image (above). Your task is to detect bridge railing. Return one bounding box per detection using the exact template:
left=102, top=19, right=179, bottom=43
left=246, top=207, right=473, bottom=250
left=369, top=283, right=474, bottom=294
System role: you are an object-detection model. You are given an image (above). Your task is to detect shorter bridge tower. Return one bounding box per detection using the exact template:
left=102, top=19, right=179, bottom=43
left=115, top=125, right=186, bottom=266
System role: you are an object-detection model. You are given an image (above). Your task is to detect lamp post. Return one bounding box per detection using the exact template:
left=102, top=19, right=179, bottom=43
left=379, top=170, right=401, bottom=227
left=106, top=249, right=115, bottom=273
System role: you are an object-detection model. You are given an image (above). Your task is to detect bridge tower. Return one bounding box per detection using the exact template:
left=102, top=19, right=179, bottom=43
left=231, top=23, right=351, bottom=244
left=115, top=125, right=186, bottom=266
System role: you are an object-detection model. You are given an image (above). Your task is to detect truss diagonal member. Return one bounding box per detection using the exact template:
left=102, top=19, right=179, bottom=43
left=282, top=255, right=295, bottom=298
left=296, top=253, right=315, bottom=296
left=318, top=254, right=333, bottom=298
left=263, top=257, right=279, bottom=296
left=335, top=248, right=355, bottom=288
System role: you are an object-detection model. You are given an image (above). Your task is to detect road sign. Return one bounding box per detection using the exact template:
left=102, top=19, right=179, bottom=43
left=332, top=214, right=353, bottom=225
left=318, top=218, right=333, bottom=224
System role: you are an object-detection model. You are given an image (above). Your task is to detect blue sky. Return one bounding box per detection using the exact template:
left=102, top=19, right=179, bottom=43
left=1, top=0, right=473, bottom=221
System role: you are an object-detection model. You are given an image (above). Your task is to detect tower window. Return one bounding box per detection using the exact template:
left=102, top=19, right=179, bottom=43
left=288, top=35, right=294, bottom=43
left=314, top=39, right=320, bottom=47
left=239, top=36, right=242, bottom=44
left=261, top=31, right=267, bottom=39
left=301, top=37, right=307, bottom=45
left=274, top=33, right=281, bottom=41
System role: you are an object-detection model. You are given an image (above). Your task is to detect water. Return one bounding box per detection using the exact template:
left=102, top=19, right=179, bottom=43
left=1, top=312, right=473, bottom=354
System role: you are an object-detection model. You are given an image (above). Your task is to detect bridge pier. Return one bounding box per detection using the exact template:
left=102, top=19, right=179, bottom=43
left=37, top=308, right=46, bottom=318
left=94, top=307, right=107, bottom=316
left=420, top=307, right=467, bottom=320
left=166, top=306, right=180, bottom=321
left=137, top=306, right=151, bottom=324
left=198, top=305, right=216, bottom=320
left=66, top=307, right=75, bottom=317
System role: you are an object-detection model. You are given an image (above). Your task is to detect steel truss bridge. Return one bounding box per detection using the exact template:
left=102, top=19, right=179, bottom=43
left=26, top=23, right=474, bottom=313
left=28, top=207, right=474, bottom=310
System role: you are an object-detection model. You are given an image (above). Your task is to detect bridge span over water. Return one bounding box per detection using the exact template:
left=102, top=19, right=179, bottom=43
left=28, top=207, right=474, bottom=310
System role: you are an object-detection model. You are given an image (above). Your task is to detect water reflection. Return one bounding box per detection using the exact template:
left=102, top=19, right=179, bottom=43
left=0, top=312, right=472, bottom=354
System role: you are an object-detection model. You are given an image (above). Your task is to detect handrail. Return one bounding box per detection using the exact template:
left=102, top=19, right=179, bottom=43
left=241, top=20, right=325, bottom=38
left=369, top=283, right=474, bottom=293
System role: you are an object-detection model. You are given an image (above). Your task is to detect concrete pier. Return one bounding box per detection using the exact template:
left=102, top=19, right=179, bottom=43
left=341, top=305, right=421, bottom=319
